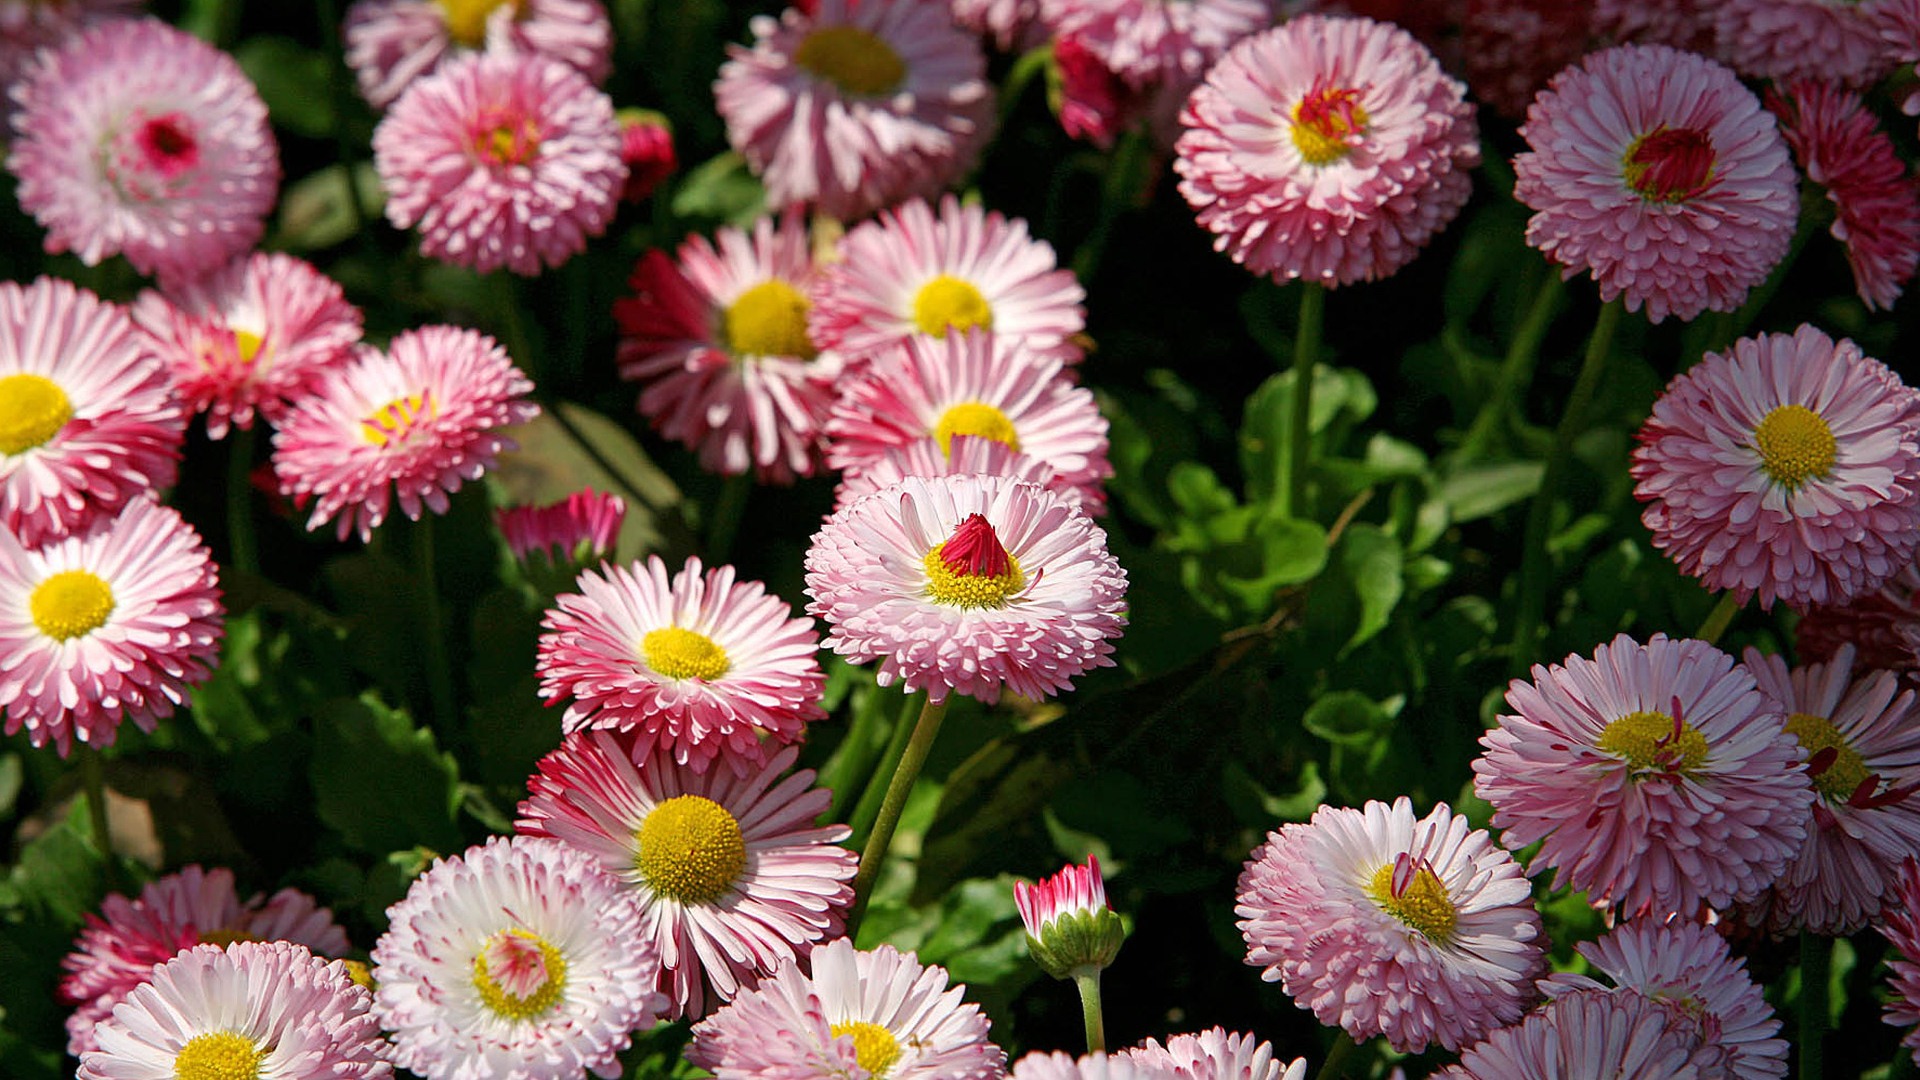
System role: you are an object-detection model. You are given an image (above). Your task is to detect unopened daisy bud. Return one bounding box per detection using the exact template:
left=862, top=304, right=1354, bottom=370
left=616, top=109, right=676, bottom=204
left=1016, top=856, right=1127, bottom=979
left=496, top=489, right=626, bottom=569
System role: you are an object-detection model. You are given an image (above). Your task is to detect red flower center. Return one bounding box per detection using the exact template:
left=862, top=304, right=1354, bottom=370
left=1623, top=126, right=1715, bottom=203
left=1291, top=83, right=1369, bottom=166
left=133, top=112, right=200, bottom=180
left=939, top=513, right=1012, bottom=578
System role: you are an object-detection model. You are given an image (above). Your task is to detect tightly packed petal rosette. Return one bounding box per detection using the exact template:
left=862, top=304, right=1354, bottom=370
left=805, top=473, right=1128, bottom=704
left=1474, top=633, right=1815, bottom=917
left=77, top=941, right=389, bottom=1080
left=688, top=937, right=1005, bottom=1080
left=1174, top=14, right=1480, bottom=287
left=1797, top=559, right=1920, bottom=676
left=373, top=50, right=623, bottom=276
left=1513, top=44, right=1798, bottom=324
left=344, top=0, right=612, bottom=109
left=7, top=17, right=278, bottom=282
left=371, top=835, right=665, bottom=1080
left=0, top=277, right=183, bottom=547
left=1883, top=859, right=1920, bottom=1064
left=535, top=555, right=826, bottom=773
left=1714, top=0, right=1900, bottom=87
left=497, top=489, right=625, bottom=568
left=1236, top=796, right=1544, bottom=1053
left=271, top=325, right=539, bottom=542
left=1630, top=325, right=1920, bottom=611
left=1, top=498, right=222, bottom=756
left=1124, top=1028, right=1308, bottom=1080
left=1015, top=1051, right=1175, bottom=1080
left=834, top=434, right=1060, bottom=513
left=616, top=108, right=676, bottom=203
left=132, top=252, right=363, bottom=440
left=517, top=733, right=856, bottom=1019
left=714, top=0, right=994, bottom=221
left=1037, top=0, right=1275, bottom=88
left=1431, top=988, right=1729, bottom=1080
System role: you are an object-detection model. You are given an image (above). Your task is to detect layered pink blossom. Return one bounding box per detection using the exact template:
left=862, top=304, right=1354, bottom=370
left=497, top=489, right=626, bottom=567
left=344, top=0, right=612, bottom=109
left=1038, top=0, right=1276, bottom=88
left=833, top=435, right=1059, bottom=513
left=1125, top=1028, right=1308, bottom=1080
left=1714, top=0, right=1900, bottom=87
left=1435, top=989, right=1730, bottom=1080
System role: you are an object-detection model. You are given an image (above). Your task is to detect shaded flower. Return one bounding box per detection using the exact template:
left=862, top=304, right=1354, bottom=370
left=497, top=489, right=626, bottom=568
left=1460, top=0, right=1595, bottom=119
left=1125, top=1028, right=1308, bottom=1080
left=1796, top=559, right=1920, bottom=676
left=1433, top=988, right=1729, bottom=1080
left=1050, top=33, right=1141, bottom=150
left=344, top=0, right=612, bottom=109
left=953, top=0, right=1047, bottom=52
left=1714, top=0, right=1900, bottom=87
left=1037, top=0, right=1275, bottom=88
left=1881, top=859, right=1920, bottom=1066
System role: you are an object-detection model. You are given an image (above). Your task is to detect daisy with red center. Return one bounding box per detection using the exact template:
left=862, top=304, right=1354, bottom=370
left=1125, top=1028, right=1309, bottom=1080
left=271, top=325, right=539, bottom=542
left=714, top=0, right=994, bottom=220
left=517, top=733, right=856, bottom=1019
left=496, top=488, right=625, bottom=568
left=344, top=0, right=612, bottom=110
left=373, top=51, right=624, bottom=276
left=535, top=555, right=825, bottom=773
left=7, top=18, right=278, bottom=282
left=834, top=434, right=1060, bottom=513
left=1513, top=44, right=1798, bottom=324
left=1433, top=989, right=1730, bottom=1080
left=1037, top=0, right=1276, bottom=89
left=1714, top=0, right=1900, bottom=87
left=1882, top=859, right=1920, bottom=1065
left=1175, top=15, right=1480, bottom=287
left=1630, top=325, right=1920, bottom=611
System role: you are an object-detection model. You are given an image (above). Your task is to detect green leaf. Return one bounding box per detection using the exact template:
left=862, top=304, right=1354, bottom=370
left=1301, top=690, right=1394, bottom=748
left=1222, top=760, right=1327, bottom=826
left=309, top=695, right=461, bottom=855
left=235, top=37, right=335, bottom=139
left=670, top=152, right=767, bottom=226
left=275, top=164, right=384, bottom=251
left=1337, top=523, right=1403, bottom=654
left=1435, top=461, right=1544, bottom=523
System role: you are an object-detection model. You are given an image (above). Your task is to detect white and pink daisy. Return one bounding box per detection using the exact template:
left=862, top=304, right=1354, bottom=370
left=688, top=937, right=1004, bottom=1080
left=373, top=50, right=624, bottom=276
left=1125, top=1028, right=1308, bottom=1080
left=371, top=835, right=664, bottom=1080
left=714, top=0, right=994, bottom=221
left=1630, top=325, right=1920, bottom=611
left=8, top=17, right=278, bottom=282
left=1017, top=855, right=1127, bottom=979
left=805, top=473, right=1128, bottom=704
left=1882, top=859, right=1920, bottom=1065
left=1433, top=988, right=1729, bottom=1080
left=0, top=0, right=139, bottom=101
left=1, top=498, right=222, bottom=756
left=1714, top=0, right=1899, bottom=87
left=271, top=325, right=539, bottom=542
left=535, top=555, right=825, bottom=773
left=132, top=252, right=363, bottom=440
left=497, top=488, right=626, bottom=567
left=78, top=941, right=389, bottom=1080
left=517, top=733, right=856, bottom=1019
left=1015, top=1051, right=1176, bottom=1080
left=1175, top=15, right=1480, bottom=287
left=833, top=434, right=1060, bottom=513
left=1038, top=0, right=1276, bottom=88
left=0, top=277, right=182, bottom=547
left=1513, top=44, right=1799, bottom=324
left=344, top=0, right=612, bottom=110
left=1474, top=633, right=1815, bottom=917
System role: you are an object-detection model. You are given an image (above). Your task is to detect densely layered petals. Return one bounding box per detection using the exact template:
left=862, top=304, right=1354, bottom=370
left=345, top=0, right=612, bottom=109
left=1434, top=989, right=1728, bottom=1080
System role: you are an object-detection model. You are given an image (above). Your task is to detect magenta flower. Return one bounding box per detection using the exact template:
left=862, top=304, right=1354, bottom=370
left=496, top=489, right=626, bottom=568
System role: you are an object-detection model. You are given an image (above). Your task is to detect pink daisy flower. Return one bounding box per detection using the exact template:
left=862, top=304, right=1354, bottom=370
left=1014, top=1052, right=1176, bottom=1080
left=805, top=473, right=1128, bottom=704
left=1125, top=1028, right=1309, bottom=1080
left=616, top=108, right=675, bottom=204
left=1, top=498, right=222, bottom=756
left=78, top=941, right=389, bottom=1080
left=688, top=937, right=1005, bottom=1080
left=1630, top=325, right=1920, bottom=611
left=1175, top=15, right=1480, bottom=287
left=1460, top=0, right=1595, bottom=119
left=833, top=434, right=1060, bottom=513
left=1038, top=0, right=1276, bottom=88
left=0, top=0, right=138, bottom=98
left=496, top=488, right=626, bottom=567
left=1052, top=33, right=1144, bottom=150
left=344, top=0, right=612, bottom=110
left=271, top=325, right=539, bottom=542
left=1882, top=859, right=1920, bottom=1065
left=8, top=17, right=278, bottom=282
left=953, top=0, right=1047, bottom=52
left=1880, top=1, right=1920, bottom=119
left=1236, top=796, right=1544, bottom=1053
left=1513, top=44, right=1798, bottom=324
left=1796, top=558, right=1920, bottom=676
left=1433, top=988, right=1729, bottom=1080
left=371, top=835, right=665, bottom=1080
left=535, top=555, right=825, bottom=773
left=1714, top=0, right=1899, bottom=87
left=1474, top=633, right=1815, bottom=917
left=518, top=734, right=856, bottom=1020
left=132, top=252, right=363, bottom=440
left=824, top=331, right=1111, bottom=513
left=373, top=51, right=624, bottom=276
left=612, top=213, right=842, bottom=483
left=810, top=195, right=1086, bottom=362
left=714, top=0, right=994, bottom=221
left=0, top=277, right=183, bottom=547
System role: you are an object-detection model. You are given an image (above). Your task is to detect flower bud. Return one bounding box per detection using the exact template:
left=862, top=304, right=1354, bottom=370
left=1015, top=855, right=1127, bottom=980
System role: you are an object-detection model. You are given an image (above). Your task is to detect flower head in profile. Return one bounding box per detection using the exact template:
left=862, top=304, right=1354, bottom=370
left=1037, top=0, right=1275, bottom=88
left=1125, top=1028, right=1308, bottom=1080
left=616, top=108, right=676, bottom=203
left=1714, top=0, right=1900, bottom=87
left=1881, top=859, right=1920, bottom=1065
left=344, top=0, right=612, bottom=109
left=1017, top=856, right=1127, bottom=980
left=497, top=489, right=626, bottom=569
left=1433, top=988, right=1729, bottom=1080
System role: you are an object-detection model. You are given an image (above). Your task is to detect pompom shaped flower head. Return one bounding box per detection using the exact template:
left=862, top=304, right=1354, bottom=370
left=1017, top=855, right=1128, bottom=980
left=1125, top=1028, right=1309, bottom=1080
left=1040, top=0, right=1276, bottom=89
left=344, top=0, right=613, bottom=110
left=1236, top=796, right=1544, bottom=1053
left=1882, top=859, right=1920, bottom=1065
left=497, top=489, right=625, bottom=569
left=1631, top=325, right=1920, bottom=611
left=1714, top=0, right=1900, bottom=87
left=688, top=937, right=1004, bottom=1080
left=1174, top=15, right=1480, bottom=287
left=805, top=473, right=1128, bottom=705
left=1433, top=988, right=1729, bottom=1080
left=8, top=17, right=279, bottom=282
left=374, top=51, right=625, bottom=276
left=1474, top=633, right=1815, bottom=917
left=1513, top=44, right=1798, bottom=324
left=714, top=0, right=994, bottom=220
left=536, top=555, right=826, bottom=773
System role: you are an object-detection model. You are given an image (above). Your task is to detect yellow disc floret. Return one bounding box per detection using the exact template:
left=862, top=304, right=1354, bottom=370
left=0, top=373, right=74, bottom=455
left=1290, top=85, right=1369, bottom=166
left=794, top=26, right=906, bottom=97
left=172, top=1030, right=265, bottom=1080
left=232, top=329, right=265, bottom=365
left=635, top=794, right=749, bottom=904
left=912, top=275, right=994, bottom=337
left=362, top=392, right=432, bottom=446
left=724, top=280, right=816, bottom=359
left=1785, top=711, right=1870, bottom=801
left=932, top=401, right=1020, bottom=456
left=1597, top=710, right=1710, bottom=774
left=1752, top=404, right=1837, bottom=490
left=437, top=0, right=519, bottom=47
left=1365, top=860, right=1457, bottom=945
left=830, top=1020, right=903, bottom=1078
left=30, top=570, right=115, bottom=642
left=642, top=626, right=731, bottom=681
left=472, top=928, right=567, bottom=1020
left=923, top=542, right=1024, bottom=608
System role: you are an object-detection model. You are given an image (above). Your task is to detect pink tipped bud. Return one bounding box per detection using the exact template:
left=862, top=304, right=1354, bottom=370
left=616, top=109, right=676, bottom=204
left=1015, top=856, right=1128, bottom=979
left=496, top=489, right=626, bottom=568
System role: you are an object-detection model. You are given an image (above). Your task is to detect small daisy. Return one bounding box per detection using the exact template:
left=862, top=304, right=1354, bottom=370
left=344, top=0, right=613, bottom=110
left=1433, top=988, right=1728, bottom=1080
left=688, top=937, right=1005, bottom=1080
left=496, top=489, right=626, bottom=568
left=1796, top=559, right=1920, bottom=677
left=1882, top=859, right=1920, bottom=1065
left=535, top=555, right=826, bottom=773
left=833, top=434, right=1061, bottom=513
left=616, top=108, right=675, bottom=204
left=1513, top=44, right=1798, bottom=324
left=1714, top=0, right=1900, bottom=87
left=371, top=835, right=665, bottom=1080
left=132, top=252, right=364, bottom=440
left=1, top=498, right=222, bottom=756
left=805, top=473, right=1129, bottom=704
left=1630, top=325, right=1920, bottom=611
left=714, top=0, right=995, bottom=220
left=8, top=17, right=278, bottom=282
left=1037, top=0, right=1276, bottom=88
left=1126, top=1028, right=1309, bottom=1080
left=0, top=276, right=183, bottom=547
left=78, top=941, right=389, bottom=1080
left=1474, top=633, right=1815, bottom=917
left=271, top=325, right=539, bottom=542
left=517, top=733, right=857, bottom=1019
left=1014, top=1051, right=1177, bottom=1080
left=374, top=51, right=624, bottom=276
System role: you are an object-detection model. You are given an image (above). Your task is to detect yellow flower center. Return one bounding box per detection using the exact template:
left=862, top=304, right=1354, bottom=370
left=724, top=279, right=816, bottom=359
left=923, top=541, right=1025, bottom=609
left=472, top=928, right=567, bottom=1020
left=172, top=1031, right=265, bottom=1080
left=1290, top=84, right=1369, bottom=166
left=437, top=0, right=519, bottom=47
left=1597, top=709, right=1710, bottom=774
left=30, top=570, right=115, bottom=642
left=932, top=401, right=1020, bottom=457
left=634, top=794, right=748, bottom=905
left=641, top=626, right=731, bottom=681
left=362, top=392, right=432, bottom=447
left=232, top=329, right=265, bottom=365
left=794, top=26, right=906, bottom=97
left=1752, top=404, right=1837, bottom=490
left=1785, top=711, right=1870, bottom=801
left=341, top=958, right=376, bottom=991
left=911, top=275, right=994, bottom=337
left=197, top=928, right=262, bottom=948
left=830, top=1020, right=903, bottom=1077
left=1622, top=126, right=1715, bottom=203
left=1365, top=861, right=1457, bottom=944
left=0, top=373, right=74, bottom=455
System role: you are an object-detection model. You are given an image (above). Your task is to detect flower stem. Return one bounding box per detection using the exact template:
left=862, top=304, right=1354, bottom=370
left=226, top=425, right=259, bottom=578
left=1072, top=128, right=1150, bottom=282
left=79, top=745, right=119, bottom=891
left=1456, top=273, right=1564, bottom=461
left=847, top=695, right=951, bottom=938
left=848, top=692, right=921, bottom=848
left=1313, top=1031, right=1359, bottom=1080
left=1801, top=932, right=1830, bottom=1080
left=707, top=472, right=751, bottom=564
left=415, top=516, right=457, bottom=732
left=999, top=43, right=1052, bottom=127
left=1693, top=592, right=1743, bottom=646
left=1279, top=281, right=1325, bottom=519
left=1073, top=969, right=1107, bottom=1054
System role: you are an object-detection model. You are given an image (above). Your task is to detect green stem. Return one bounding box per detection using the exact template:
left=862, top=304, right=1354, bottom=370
left=1280, top=281, right=1325, bottom=519
left=1072, top=128, right=1149, bottom=282
left=79, top=745, right=112, bottom=865
left=314, top=0, right=369, bottom=237
left=846, top=695, right=951, bottom=937
left=848, top=694, right=921, bottom=848
left=1801, top=933, right=1830, bottom=1080
left=1456, top=273, right=1565, bottom=461
left=1073, top=970, right=1106, bottom=1054
left=706, top=472, right=751, bottom=564
left=226, top=425, right=259, bottom=578
left=1693, top=592, right=1743, bottom=646
left=999, top=43, right=1052, bottom=128
left=495, top=273, right=539, bottom=383
left=415, top=516, right=457, bottom=732
left=1891, top=1045, right=1918, bottom=1080
left=1313, top=1031, right=1359, bottom=1080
